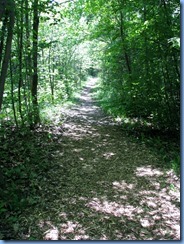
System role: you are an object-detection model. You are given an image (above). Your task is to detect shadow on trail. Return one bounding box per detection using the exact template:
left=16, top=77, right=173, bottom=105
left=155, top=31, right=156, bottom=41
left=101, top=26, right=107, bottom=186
left=0, top=126, right=63, bottom=239
left=28, top=127, right=180, bottom=240
left=0, top=78, right=180, bottom=240
left=35, top=78, right=180, bottom=240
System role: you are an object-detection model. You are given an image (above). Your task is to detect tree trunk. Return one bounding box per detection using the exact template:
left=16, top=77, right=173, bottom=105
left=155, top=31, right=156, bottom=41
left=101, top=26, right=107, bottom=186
left=0, top=16, right=8, bottom=66
left=17, top=0, right=24, bottom=122
left=119, top=11, right=131, bottom=74
left=0, top=0, right=15, bottom=112
left=31, top=0, right=40, bottom=124
left=10, top=59, right=18, bottom=127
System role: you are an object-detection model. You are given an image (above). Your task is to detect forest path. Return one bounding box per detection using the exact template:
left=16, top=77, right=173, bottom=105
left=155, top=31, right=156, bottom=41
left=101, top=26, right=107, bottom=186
left=21, top=78, right=180, bottom=240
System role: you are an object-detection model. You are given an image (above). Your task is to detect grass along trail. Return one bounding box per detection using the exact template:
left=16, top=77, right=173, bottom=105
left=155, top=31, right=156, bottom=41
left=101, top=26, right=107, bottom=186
left=0, top=77, right=180, bottom=240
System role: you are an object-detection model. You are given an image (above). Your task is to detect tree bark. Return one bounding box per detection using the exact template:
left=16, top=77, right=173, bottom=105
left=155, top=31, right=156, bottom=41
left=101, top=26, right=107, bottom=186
left=119, top=11, right=131, bottom=74
left=0, top=0, right=15, bottom=112
left=31, top=0, right=40, bottom=124
left=17, top=0, right=24, bottom=122
left=0, top=16, right=8, bottom=66
left=10, top=59, right=18, bottom=127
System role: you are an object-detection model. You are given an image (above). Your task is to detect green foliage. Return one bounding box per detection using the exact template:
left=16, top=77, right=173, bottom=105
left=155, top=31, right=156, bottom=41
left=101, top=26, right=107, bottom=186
left=0, top=0, right=180, bottom=134
left=0, top=0, right=93, bottom=128
left=89, top=0, right=179, bottom=133
left=171, top=155, right=180, bottom=175
left=0, top=0, right=180, bottom=240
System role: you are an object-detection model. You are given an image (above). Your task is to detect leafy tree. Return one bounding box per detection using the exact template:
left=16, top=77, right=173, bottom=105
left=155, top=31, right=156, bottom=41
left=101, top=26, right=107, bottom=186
left=0, top=0, right=180, bottom=134
left=85, top=0, right=180, bottom=132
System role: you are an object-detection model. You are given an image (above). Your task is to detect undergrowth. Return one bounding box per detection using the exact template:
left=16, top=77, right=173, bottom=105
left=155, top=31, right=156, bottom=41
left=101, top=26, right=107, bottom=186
left=0, top=125, right=62, bottom=239
left=93, top=82, right=180, bottom=176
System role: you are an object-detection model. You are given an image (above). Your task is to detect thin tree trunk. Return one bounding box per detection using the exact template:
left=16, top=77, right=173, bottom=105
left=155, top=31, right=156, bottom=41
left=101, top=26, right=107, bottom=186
left=0, top=0, right=15, bottom=112
left=32, top=0, right=40, bottom=124
left=48, top=45, right=54, bottom=103
left=25, top=0, right=32, bottom=88
left=25, top=0, right=33, bottom=124
left=17, top=0, right=24, bottom=122
left=0, top=16, right=8, bottom=66
left=120, top=11, right=131, bottom=74
left=10, top=59, right=18, bottom=127
left=143, top=5, right=150, bottom=79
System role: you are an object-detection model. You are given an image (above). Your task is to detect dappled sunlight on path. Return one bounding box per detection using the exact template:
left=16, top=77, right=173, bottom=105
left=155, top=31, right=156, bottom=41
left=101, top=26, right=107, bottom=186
left=60, top=77, right=116, bottom=127
left=17, top=77, right=180, bottom=240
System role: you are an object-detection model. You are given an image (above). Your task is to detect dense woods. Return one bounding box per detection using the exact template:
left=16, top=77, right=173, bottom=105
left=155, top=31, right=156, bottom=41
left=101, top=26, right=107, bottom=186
left=94, top=0, right=180, bottom=132
left=0, top=0, right=180, bottom=240
left=0, top=0, right=180, bottom=131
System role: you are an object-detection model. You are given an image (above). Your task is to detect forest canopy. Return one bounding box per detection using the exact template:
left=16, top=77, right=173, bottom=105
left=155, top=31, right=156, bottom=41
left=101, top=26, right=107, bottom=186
left=0, top=0, right=180, bottom=131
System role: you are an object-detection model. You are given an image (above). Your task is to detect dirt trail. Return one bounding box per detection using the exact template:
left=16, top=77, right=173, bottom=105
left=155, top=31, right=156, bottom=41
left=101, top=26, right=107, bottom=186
left=23, top=78, right=180, bottom=240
